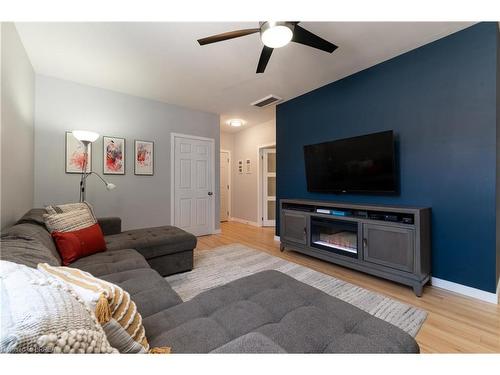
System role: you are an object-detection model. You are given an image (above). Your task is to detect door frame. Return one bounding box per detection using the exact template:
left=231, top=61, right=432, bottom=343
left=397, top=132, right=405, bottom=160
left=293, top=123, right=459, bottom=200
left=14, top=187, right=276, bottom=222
left=170, top=132, right=216, bottom=235
left=220, top=149, right=231, bottom=221
left=257, top=143, right=276, bottom=227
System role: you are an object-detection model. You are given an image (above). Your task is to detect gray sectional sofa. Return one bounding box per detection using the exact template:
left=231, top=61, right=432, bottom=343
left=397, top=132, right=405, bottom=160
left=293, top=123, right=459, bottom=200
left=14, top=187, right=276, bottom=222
left=0, top=209, right=419, bottom=353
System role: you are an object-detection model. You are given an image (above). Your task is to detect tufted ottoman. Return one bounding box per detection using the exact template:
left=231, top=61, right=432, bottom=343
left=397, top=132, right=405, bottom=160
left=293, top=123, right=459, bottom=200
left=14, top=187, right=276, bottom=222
left=142, top=270, right=420, bottom=353
left=104, top=225, right=197, bottom=277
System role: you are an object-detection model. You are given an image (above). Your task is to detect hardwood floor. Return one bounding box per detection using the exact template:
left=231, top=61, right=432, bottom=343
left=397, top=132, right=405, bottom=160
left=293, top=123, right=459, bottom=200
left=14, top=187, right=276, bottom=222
left=197, top=221, right=500, bottom=353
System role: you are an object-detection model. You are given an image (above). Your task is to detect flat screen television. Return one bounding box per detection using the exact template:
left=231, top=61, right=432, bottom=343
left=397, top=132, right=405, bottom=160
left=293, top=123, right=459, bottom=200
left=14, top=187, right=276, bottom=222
left=303, top=130, right=397, bottom=194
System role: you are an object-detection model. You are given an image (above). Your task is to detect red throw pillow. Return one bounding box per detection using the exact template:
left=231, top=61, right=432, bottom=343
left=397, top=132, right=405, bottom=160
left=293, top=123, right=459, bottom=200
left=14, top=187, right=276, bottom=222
left=52, top=223, right=107, bottom=265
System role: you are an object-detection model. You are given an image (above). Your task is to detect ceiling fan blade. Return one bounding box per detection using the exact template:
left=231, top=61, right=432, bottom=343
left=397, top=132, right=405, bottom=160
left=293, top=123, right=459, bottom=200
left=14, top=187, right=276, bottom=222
left=198, top=28, right=260, bottom=45
left=292, top=24, right=338, bottom=53
left=256, top=46, right=273, bottom=73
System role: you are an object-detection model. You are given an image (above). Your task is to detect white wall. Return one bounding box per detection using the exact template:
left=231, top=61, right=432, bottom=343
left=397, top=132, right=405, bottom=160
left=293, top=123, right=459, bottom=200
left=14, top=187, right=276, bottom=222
left=224, top=119, right=276, bottom=224
left=220, top=131, right=234, bottom=152
left=34, top=75, right=220, bottom=231
left=1, top=23, right=35, bottom=229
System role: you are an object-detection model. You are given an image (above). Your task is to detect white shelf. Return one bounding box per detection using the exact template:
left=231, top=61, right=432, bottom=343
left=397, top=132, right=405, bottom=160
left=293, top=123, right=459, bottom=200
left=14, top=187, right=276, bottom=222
left=312, top=240, right=358, bottom=254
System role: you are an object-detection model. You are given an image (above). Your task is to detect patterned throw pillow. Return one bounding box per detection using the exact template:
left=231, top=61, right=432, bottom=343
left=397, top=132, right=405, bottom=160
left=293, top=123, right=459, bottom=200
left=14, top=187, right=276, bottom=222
left=43, top=208, right=96, bottom=233
left=0, top=261, right=117, bottom=354
left=45, top=201, right=97, bottom=220
left=38, top=263, right=170, bottom=354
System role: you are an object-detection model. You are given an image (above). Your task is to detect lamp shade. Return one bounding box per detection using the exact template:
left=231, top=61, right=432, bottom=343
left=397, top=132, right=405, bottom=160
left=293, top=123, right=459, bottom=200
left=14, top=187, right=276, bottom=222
left=72, top=130, right=99, bottom=143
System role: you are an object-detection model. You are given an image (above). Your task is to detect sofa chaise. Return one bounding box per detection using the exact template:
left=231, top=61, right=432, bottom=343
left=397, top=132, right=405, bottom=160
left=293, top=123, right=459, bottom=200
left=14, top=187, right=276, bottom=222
left=0, top=209, right=419, bottom=353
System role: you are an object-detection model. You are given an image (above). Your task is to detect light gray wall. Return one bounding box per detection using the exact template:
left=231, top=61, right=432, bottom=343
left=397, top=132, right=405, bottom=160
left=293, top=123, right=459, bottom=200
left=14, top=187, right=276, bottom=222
left=1, top=23, right=35, bottom=230
left=34, top=75, right=220, bottom=231
left=230, top=119, right=276, bottom=223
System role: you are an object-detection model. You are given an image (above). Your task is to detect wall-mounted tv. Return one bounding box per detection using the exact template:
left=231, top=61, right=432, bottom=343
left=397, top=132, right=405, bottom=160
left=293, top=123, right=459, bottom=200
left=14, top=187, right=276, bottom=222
left=303, top=130, right=397, bottom=194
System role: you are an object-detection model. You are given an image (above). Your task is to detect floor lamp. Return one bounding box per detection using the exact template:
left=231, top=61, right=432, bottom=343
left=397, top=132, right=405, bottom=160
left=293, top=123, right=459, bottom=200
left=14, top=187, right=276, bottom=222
left=72, top=130, right=117, bottom=202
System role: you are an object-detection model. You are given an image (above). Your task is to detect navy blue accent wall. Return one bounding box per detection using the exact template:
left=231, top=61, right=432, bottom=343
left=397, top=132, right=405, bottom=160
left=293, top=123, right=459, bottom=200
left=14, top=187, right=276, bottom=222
left=496, top=25, right=500, bottom=287
left=276, top=23, right=499, bottom=293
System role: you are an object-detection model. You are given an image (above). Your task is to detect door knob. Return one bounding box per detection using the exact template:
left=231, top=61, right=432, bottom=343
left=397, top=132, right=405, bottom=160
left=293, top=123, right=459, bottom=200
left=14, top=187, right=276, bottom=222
left=208, top=192, right=213, bottom=196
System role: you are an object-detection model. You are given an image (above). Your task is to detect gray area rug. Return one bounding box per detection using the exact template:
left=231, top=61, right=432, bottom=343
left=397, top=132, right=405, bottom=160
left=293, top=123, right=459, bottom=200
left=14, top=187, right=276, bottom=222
left=165, top=243, right=427, bottom=337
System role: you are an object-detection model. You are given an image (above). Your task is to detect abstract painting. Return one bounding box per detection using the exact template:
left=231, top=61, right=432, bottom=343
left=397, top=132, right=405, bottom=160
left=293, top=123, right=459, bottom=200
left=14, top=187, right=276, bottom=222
left=65, top=132, right=92, bottom=174
left=103, top=136, right=125, bottom=175
left=134, top=140, right=154, bottom=175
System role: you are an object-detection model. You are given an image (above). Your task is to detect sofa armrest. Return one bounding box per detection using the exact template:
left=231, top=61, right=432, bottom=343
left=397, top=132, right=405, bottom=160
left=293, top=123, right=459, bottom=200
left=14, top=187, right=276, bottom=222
left=97, top=217, right=122, bottom=236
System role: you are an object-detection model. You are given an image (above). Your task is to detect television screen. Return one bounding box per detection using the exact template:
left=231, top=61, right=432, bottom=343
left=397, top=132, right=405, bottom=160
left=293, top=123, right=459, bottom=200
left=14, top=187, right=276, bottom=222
left=303, top=130, right=397, bottom=194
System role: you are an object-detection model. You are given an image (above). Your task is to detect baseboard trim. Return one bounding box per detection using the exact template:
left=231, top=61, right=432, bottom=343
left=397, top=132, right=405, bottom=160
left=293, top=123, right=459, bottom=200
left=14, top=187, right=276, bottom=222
left=274, top=235, right=280, bottom=242
left=213, top=229, right=222, bottom=234
left=228, top=217, right=261, bottom=227
left=431, top=277, right=498, bottom=304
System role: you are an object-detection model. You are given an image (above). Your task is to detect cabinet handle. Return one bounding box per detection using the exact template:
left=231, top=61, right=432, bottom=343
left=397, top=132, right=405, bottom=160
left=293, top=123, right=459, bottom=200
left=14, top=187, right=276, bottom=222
left=303, top=227, right=307, bottom=236
left=363, top=238, right=368, bottom=249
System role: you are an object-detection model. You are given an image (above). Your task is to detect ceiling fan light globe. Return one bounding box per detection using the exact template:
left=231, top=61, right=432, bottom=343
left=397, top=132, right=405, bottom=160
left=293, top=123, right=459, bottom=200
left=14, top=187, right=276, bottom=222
left=261, top=23, right=293, bottom=49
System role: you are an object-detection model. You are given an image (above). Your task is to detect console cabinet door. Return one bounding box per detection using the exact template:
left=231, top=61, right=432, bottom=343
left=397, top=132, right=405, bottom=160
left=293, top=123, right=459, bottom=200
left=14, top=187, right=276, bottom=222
left=281, top=211, right=308, bottom=245
left=362, top=223, right=415, bottom=273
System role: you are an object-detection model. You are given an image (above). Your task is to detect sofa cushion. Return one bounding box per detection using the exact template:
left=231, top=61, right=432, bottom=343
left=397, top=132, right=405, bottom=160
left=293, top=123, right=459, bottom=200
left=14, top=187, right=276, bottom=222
left=97, top=217, right=122, bottom=236
left=100, top=268, right=182, bottom=319
left=70, top=248, right=149, bottom=277
left=105, top=226, right=197, bottom=259
left=0, top=223, right=61, bottom=267
left=210, top=332, right=286, bottom=353
left=15, top=208, right=48, bottom=227
left=143, top=270, right=419, bottom=353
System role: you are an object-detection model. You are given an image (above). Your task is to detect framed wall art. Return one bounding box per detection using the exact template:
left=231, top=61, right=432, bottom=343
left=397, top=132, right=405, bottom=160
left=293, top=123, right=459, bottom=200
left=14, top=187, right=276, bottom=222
left=245, top=158, right=251, bottom=174
left=134, top=140, right=154, bottom=175
left=65, top=131, right=92, bottom=174
left=103, top=136, right=125, bottom=175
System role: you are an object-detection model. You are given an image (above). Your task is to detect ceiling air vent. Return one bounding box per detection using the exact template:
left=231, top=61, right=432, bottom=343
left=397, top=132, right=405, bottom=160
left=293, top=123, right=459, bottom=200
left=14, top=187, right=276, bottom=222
left=251, top=94, right=283, bottom=108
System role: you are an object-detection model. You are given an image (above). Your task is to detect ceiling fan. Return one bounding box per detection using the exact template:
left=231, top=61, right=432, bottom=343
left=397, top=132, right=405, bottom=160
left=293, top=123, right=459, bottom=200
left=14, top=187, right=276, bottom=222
left=197, top=22, right=338, bottom=73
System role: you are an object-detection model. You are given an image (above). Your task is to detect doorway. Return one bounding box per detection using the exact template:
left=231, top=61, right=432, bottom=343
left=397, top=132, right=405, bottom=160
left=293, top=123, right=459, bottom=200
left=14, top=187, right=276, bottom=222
left=260, top=147, right=276, bottom=227
left=220, top=150, right=230, bottom=222
left=171, top=133, right=215, bottom=236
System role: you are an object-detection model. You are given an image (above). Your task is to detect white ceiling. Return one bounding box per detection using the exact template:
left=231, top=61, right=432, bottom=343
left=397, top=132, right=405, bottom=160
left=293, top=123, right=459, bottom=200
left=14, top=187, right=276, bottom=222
left=15, top=22, right=474, bottom=133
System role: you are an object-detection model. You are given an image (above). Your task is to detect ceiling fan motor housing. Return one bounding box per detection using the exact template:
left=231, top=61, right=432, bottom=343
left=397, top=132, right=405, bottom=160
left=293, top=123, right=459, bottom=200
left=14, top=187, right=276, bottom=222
left=259, top=21, right=295, bottom=32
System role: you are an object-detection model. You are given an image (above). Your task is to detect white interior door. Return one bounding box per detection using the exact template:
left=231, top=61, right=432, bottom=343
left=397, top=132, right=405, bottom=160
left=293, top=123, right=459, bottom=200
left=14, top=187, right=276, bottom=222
left=220, top=151, right=230, bottom=222
left=262, top=148, right=276, bottom=227
left=173, top=135, right=214, bottom=236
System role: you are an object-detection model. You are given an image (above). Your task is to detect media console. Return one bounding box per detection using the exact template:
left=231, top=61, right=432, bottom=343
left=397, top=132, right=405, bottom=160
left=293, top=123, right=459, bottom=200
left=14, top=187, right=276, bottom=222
left=279, top=199, right=431, bottom=296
